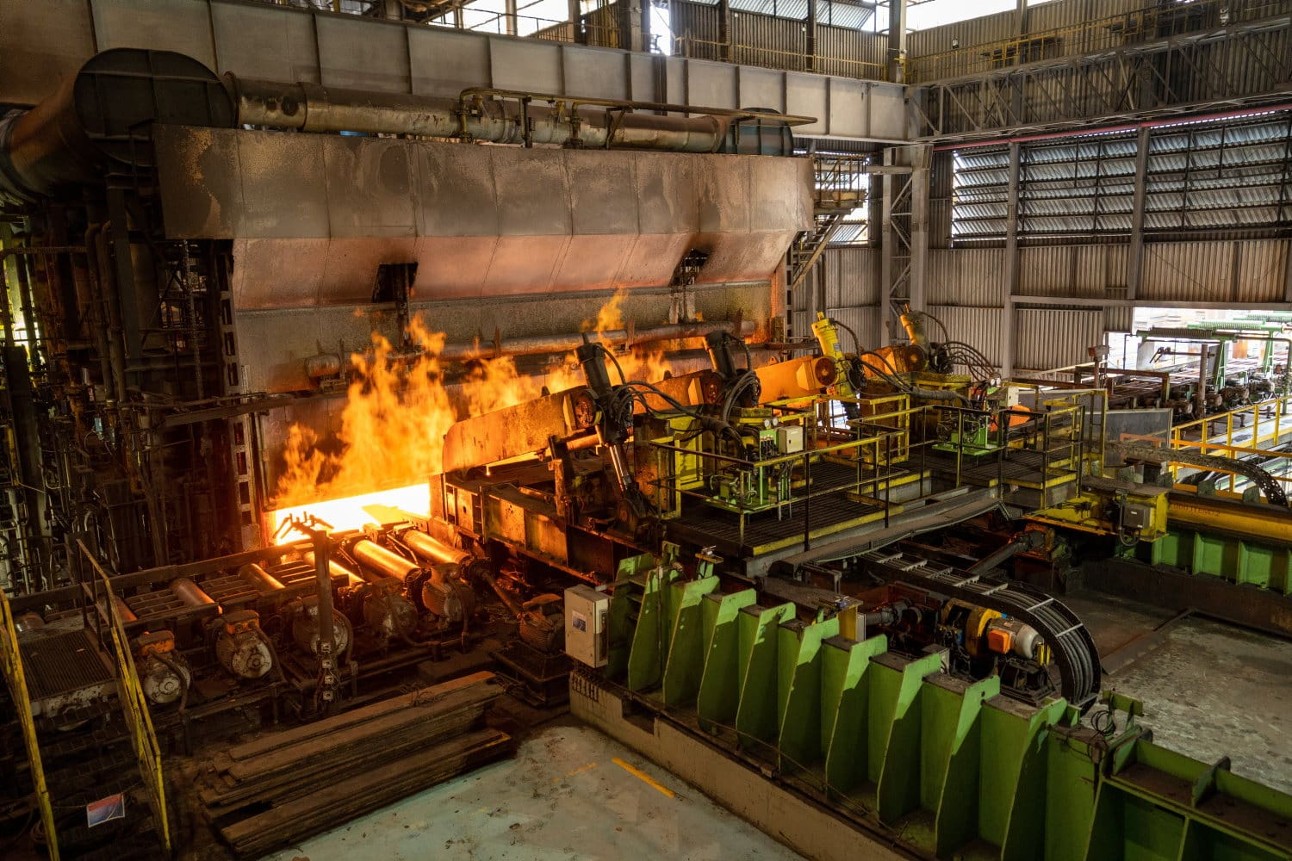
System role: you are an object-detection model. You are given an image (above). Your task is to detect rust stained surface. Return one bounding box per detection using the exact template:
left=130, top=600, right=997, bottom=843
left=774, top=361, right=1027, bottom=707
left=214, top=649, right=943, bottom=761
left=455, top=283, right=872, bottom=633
left=154, top=126, right=812, bottom=309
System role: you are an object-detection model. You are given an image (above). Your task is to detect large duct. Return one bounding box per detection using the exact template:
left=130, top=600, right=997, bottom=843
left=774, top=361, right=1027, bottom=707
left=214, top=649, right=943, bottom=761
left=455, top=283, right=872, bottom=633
left=0, top=49, right=233, bottom=205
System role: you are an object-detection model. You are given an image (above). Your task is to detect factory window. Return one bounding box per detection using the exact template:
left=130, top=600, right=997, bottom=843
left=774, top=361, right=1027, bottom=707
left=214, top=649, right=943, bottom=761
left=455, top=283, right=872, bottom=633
left=951, top=109, right=1292, bottom=243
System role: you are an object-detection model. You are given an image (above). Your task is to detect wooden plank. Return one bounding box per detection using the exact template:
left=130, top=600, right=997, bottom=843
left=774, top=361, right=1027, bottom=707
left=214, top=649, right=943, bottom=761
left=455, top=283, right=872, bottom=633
left=225, top=671, right=498, bottom=762
left=220, top=728, right=514, bottom=857
left=201, top=706, right=486, bottom=814
left=223, top=682, right=498, bottom=783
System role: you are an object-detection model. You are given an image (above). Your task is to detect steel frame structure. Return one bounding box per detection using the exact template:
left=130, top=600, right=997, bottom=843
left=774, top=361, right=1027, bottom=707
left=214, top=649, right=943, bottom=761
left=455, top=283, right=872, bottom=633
left=913, top=3, right=1292, bottom=141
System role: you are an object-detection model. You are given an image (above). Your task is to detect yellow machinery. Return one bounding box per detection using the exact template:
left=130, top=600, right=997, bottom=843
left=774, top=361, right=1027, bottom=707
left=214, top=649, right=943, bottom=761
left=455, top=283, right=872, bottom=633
left=1026, top=475, right=1170, bottom=543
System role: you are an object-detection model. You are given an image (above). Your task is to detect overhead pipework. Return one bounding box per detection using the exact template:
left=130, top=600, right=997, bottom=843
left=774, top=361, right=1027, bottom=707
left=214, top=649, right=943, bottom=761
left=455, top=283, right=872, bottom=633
left=226, top=76, right=814, bottom=155
left=0, top=47, right=812, bottom=209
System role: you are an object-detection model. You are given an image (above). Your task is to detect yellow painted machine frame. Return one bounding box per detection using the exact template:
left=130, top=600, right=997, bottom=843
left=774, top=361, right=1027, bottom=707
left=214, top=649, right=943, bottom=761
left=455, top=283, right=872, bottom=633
left=82, top=541, right=172, bottom=855
left=0, top=586, right=60, bottom=860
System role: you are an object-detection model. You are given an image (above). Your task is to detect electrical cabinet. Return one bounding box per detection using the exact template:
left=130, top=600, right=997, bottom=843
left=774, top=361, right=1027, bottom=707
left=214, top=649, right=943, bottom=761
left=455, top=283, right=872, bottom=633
left=564, top=585, right=609, bottom=668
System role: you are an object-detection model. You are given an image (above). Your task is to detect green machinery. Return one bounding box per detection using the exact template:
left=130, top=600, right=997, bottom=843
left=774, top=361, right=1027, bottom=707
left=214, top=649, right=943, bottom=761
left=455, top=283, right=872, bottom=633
left=580, top=547, right=1292, bottom=861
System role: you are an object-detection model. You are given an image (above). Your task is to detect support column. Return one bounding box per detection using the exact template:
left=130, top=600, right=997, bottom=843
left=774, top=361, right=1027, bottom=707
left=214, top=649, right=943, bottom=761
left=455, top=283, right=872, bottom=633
left=505, top=0, right=518, bottom=36
left=1002, top=142, right=1021, bottom=378
left=909, top=146, right=930, bottom=316
left=718, top=0, right=732, bottom=62
left=620, top=0, right=647, bottom=52
left=569, top=0, right=584, bottom=43
left=888, top=0, right=908, bottom=83
left=805, top=0, right=817, bottom=73
left=880, top=144, right=929, bottom=343
left=1127, top=125, right=1150, bottom=301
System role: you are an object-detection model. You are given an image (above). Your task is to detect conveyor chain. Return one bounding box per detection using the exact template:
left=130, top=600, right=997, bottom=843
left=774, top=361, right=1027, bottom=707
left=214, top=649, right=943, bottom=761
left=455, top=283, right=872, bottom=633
left=859, top=549, right=1102, bottom=710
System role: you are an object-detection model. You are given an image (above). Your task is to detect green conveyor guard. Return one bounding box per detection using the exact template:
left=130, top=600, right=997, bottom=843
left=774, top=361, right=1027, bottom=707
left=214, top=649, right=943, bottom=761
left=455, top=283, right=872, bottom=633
left=603, top=551, right=1292, bottom=861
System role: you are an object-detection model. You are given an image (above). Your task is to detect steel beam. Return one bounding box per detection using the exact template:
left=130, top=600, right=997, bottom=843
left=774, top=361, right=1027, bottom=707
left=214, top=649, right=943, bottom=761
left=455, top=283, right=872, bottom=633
left=0, top=0, right=909, bottom=142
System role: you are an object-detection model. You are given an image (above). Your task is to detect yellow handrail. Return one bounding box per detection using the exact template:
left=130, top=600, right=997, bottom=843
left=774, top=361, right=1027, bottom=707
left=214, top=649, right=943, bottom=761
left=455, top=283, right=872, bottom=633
left=80, top=542, right=171, bottom=855
left=0, top=588, right=59, bottom=860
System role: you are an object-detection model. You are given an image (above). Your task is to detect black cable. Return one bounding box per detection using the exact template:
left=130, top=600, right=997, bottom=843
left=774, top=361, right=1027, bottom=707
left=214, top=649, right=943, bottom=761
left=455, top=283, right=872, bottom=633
left=603, top=348, right=628, bottom=386
left=918, top=309, right=950, bottom=342
left=832, top=318, right=862, bottom=355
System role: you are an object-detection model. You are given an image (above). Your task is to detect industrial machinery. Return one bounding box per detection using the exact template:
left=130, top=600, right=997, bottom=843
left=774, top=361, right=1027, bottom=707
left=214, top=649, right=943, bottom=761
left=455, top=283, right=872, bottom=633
left=1, top=39, right=1289, bottom=861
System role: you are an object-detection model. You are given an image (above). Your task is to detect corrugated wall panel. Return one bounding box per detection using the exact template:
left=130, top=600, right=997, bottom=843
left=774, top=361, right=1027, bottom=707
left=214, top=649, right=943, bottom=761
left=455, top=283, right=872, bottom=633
left=672, top=1, right=722, bottom=59
left=908, top=10, right=1014, bottom=63
left=927, top=247, right=1007, bottom=305
left=1235, top=239, right=1289, bottom=303
left=1139, top=241, right=1235, bottom=302
left=1105, top=305, right=1133, bottom=334
left=732, top=11, right=806, bottom=72
left=823, top=246, right=881, bottom=307
left=927, top=304, right=1005, bottom=366
left=827, top=305, right=881, bottom=350
left=1016, top=244, right=1128, bottom=298
left=1015, top=308, right=1105, bottom=371
left=816, top=24, right=886, bottom=79
left=1024, top=0, right=1143, bottom=34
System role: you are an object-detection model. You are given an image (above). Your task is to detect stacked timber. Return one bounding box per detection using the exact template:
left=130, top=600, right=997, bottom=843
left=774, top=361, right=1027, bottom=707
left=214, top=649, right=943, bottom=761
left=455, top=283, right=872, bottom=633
left=198, top=671, right=512, bottom=857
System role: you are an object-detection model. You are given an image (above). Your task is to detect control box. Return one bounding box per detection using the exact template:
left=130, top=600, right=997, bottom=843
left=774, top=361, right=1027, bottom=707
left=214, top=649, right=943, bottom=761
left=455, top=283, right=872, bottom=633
left=564, top=585, right=610, bottom=668
left=777, top=425, right=804, bottom=454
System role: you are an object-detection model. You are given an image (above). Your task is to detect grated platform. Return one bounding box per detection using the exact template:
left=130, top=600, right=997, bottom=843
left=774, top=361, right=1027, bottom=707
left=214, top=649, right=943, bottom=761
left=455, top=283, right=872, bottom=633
left=18, top=628, right=113, bottom=701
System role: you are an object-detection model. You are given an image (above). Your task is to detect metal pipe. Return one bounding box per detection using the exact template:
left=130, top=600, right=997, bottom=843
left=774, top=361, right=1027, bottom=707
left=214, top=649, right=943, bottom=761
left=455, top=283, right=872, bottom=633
left=437, top=320, right=758, bottom=362
left=239, top=562, right=286, bottom=591
left=403, top=531, right=472, bottom=568
left=305, top=320, right=757, bottom=380
left=96, top=596, right=136, bottom=623
left=228, top=77, right=810, bottom=154
left=170, top=577, right=215, bottom=607
left=352, top=539, right=420, bottom=582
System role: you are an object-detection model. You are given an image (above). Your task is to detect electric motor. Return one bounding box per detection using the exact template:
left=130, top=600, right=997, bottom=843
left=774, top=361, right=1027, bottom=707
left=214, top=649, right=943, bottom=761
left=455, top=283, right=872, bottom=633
left=215, top=609, right=274, bottom=680
left=518, top=594, right=565, bottom=653
left=135, top=630, right=190, bottom=706
left=362, top=586, right=419, bottom=640
left=419, top=564, right=477, bottom=624
left=290, top=597, right=352, bottom=657
left=984, top=617, right=1046, bottom=662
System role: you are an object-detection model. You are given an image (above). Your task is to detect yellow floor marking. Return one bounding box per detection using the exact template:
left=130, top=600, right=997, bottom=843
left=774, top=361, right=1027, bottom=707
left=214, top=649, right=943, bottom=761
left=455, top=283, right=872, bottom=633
left=612, top=757, right=677, bottom=799
left=551, top=762, right=598, bottom=783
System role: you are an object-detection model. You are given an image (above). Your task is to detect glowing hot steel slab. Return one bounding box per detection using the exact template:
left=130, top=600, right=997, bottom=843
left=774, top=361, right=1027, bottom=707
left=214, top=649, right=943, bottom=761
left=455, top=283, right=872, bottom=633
left=267, top=483, right=430, bottom=540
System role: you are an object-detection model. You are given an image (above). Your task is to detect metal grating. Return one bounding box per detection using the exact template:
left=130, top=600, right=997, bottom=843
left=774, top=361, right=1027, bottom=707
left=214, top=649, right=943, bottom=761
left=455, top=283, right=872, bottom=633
left=19, top=629, right=113, bottom=701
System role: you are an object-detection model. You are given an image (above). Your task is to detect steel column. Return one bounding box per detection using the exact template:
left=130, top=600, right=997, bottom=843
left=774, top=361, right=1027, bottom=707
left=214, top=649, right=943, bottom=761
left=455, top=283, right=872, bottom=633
left=1002, top=142, right=1021, bottom=378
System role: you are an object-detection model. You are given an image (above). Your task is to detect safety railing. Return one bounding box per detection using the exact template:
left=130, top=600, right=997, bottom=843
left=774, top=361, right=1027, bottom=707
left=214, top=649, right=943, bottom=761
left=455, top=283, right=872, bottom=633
left=648, top=416, right=915, bottom=548
left=811, top=155, right=869, bottom=213
left=1170, top=393, right=1292, bottom=454
left=80, top=542, right=171, bottom=856
left=430, top=14, right=624, bottom=48
left=672, top=34, right=886, bottom=80
left=907, top=0, right=1291, bottom=83
left=931, top=398, right=1087, bottom=494
left=0, top=587, right=60, bottom=860
left=818, top=394, right=913, bottom=464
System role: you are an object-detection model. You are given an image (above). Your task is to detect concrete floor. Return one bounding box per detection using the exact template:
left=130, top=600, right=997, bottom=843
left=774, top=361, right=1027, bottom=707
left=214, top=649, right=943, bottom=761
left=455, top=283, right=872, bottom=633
left=1067, top=591, right=1292, bottom=795
left=263, top=720, right=803, bottom=861
left=261, top=590, right=1292, bottom=861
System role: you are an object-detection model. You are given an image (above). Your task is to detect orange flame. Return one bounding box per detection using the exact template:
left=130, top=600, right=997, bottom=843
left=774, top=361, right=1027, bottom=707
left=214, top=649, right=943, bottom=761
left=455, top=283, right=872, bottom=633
left=271, top=295, right=674, bottom=534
